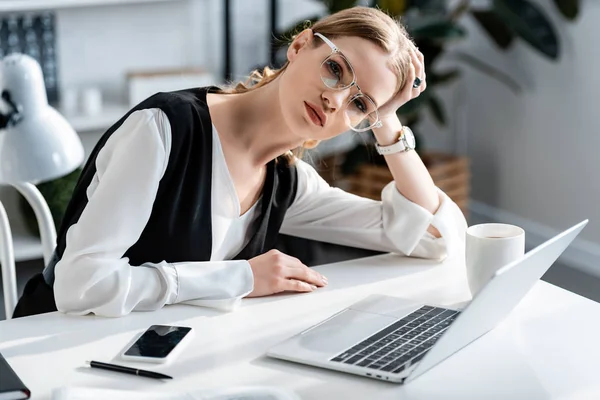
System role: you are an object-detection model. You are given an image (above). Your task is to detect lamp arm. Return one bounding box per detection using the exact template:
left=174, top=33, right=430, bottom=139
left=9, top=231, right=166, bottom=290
left=0, top=200, right=18, bottom=319
left=13, top=182, right=57, bottom=265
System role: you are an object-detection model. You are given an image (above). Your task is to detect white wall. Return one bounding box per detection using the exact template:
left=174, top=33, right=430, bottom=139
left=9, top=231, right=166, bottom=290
left=421, top=0, right=600, bottom=274
left=56, top=0, right=211, bottom=104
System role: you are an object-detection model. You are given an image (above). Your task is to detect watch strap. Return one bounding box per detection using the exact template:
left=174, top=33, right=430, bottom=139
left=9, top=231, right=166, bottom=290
left=375, top=127, right=411, bottom=155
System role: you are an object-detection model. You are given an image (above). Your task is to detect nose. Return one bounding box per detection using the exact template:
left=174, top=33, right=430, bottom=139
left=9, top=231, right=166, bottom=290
left=322, top=88, right=349, bottom=112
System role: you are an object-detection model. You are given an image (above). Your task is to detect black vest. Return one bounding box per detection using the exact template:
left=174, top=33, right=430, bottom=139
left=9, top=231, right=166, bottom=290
left=13, top=87, right=298, bottom=318
left=57, top=87, right=298, bottom=264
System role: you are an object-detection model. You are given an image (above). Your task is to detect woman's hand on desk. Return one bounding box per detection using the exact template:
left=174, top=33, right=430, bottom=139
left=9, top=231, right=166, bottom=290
left=246, top=250, right=328, bottom=297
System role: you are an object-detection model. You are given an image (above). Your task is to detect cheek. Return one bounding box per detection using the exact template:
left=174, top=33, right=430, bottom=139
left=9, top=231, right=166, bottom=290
left=278, top=70, right=308, bottom=130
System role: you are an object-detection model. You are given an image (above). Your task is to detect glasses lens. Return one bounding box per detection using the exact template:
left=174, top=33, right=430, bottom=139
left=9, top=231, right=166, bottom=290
left=346, top=94, right=379, bottom=131
left=320, top=53, right=354, bottom=89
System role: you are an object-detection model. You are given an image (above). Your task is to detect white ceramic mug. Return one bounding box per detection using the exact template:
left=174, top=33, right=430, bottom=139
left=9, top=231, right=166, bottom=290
left=466, top=223, right=525, bottom=297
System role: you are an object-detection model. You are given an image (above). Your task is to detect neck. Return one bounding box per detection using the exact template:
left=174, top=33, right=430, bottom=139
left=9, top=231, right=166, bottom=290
left=207, top=78, right=305, bottom=167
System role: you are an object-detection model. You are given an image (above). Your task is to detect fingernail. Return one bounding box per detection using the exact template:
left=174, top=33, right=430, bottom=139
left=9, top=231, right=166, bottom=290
left=322, top=276, right=328, bottom=285
left=310, top=285, right=318, bottom=290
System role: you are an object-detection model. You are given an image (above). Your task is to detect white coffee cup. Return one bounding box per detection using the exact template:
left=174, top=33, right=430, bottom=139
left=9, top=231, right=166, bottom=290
left=466, top=223, right=525, bottom=297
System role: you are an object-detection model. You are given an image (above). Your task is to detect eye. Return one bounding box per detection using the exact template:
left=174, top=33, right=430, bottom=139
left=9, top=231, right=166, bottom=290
left=351, top=97, right=368, bottom=114
left=326, top=60, right=343, bottom=80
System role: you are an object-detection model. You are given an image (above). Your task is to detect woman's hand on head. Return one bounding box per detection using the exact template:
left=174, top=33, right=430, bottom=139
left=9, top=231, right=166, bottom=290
left=377, top=44, right=427, bottom=122
left=246, top=249, right=328, bottom=297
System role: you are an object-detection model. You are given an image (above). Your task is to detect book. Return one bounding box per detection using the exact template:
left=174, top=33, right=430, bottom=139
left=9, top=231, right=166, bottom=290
left=0, top=353, right=30, bottom=400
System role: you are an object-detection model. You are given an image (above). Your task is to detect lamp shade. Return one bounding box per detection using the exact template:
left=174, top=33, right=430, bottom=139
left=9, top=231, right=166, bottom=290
left=0, top=54, right=84, bottom=184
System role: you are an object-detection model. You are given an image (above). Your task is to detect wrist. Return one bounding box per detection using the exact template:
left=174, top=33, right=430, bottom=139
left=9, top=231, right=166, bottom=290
left=372, top=115, right=403, bottom=146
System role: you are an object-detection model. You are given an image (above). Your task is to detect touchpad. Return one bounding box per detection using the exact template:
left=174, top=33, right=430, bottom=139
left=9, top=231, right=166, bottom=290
left=298, top=309, right=397, bottom=354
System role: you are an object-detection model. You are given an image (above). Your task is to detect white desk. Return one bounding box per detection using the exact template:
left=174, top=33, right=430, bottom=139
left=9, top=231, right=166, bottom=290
left=1, top=254, right=599, bottom=400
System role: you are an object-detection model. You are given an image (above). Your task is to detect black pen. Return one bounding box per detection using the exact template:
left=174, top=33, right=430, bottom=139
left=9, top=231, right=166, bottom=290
left=86, top=360, right=173, bottom=380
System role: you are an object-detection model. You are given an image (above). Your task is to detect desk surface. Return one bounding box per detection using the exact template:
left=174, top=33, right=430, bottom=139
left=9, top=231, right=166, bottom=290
left=1, top=254, right=599, bottom=400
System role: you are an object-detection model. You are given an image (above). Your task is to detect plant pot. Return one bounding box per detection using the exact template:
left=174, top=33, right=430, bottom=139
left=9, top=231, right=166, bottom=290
left=316, top=151, right=470, bottom=217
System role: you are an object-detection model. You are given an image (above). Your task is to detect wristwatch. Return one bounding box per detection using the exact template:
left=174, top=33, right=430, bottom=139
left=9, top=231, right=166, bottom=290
left=375, top=126, right=416, bottom=155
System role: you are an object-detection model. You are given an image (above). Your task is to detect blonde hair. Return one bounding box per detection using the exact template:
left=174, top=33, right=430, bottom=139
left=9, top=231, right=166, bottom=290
left=217, top=6, right=413, bottom=163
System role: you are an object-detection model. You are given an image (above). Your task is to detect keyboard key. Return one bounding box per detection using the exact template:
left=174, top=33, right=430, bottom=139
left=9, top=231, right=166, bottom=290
left=439, top=310, right=458, bottom=319
left=412, top=353, right=426, bottom=363
left=369, top=362, right=387, bottom=370
left=348, top=343, right=367, bottom=352
left=392, top=364, right=406, bottom=374
left=381, top=363, right=399, bottom=372
left=373, top=350, right=389, bottom=358
left=357, top=359, right=372, bottom=367
left=343, top=355, right=365, bottom=365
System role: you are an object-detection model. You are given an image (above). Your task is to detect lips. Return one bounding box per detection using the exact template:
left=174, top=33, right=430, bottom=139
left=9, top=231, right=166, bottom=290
left=305, top=102, right=326, bottom=127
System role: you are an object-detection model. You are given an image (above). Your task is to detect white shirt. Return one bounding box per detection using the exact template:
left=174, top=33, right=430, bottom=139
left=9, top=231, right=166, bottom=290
left=54, top=109, right=468, bottom=317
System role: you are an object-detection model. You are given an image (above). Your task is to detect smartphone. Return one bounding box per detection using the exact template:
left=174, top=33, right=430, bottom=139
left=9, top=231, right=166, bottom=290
left=120, top=325, right=193, bottom=364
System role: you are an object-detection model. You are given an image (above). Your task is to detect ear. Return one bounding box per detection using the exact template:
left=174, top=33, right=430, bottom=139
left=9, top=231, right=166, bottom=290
left=287, top=29, right=314, bottom=63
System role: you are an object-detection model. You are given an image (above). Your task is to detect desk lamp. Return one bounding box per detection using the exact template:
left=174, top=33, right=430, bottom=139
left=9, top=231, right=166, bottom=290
left=0, top=53, right=84, bottom=319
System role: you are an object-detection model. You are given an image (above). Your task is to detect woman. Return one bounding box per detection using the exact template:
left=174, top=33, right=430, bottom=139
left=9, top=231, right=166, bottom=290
left=14, top=6, right=467, bottom=318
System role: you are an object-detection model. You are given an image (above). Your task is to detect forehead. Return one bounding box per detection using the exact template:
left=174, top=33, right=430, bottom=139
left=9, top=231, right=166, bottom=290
left=324, top=36, right=398, bottom=107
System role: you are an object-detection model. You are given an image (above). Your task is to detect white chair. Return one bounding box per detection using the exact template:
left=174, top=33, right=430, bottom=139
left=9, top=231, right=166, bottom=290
left=0, top=54, right=84, bottom=319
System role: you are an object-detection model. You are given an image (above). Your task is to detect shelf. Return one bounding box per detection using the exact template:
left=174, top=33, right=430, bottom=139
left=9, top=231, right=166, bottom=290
left=58, top=102, right=129, bottom=133
left=0, top=0, right=186, bottom=13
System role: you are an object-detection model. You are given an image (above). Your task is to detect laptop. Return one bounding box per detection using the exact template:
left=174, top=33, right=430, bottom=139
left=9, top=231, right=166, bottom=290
left=266, top=220, right=588, bottom=384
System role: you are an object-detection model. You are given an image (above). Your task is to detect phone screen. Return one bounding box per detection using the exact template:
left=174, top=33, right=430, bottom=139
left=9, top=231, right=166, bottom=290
left=124, top=325, right=192, bottom=358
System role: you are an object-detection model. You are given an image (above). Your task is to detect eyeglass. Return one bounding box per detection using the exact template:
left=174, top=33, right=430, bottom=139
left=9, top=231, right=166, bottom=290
left=314, top=32, right=383, bottom=132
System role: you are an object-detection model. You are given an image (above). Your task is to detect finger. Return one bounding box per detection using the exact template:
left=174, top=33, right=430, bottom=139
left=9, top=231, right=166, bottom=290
left=279, top=253, right=327, bottom=286
left=282, top=279, right=317, bottom=293
left=418, top=52, right=427, bottom=92
left=409, top=49, right=424, bottom=91
left=286, top=263, right=327, bottom=287
left=412, top=48, right=424, bottom=80
left=415, top=46, right=425, bottom=64
left=401, top=61, right=416, bottom=100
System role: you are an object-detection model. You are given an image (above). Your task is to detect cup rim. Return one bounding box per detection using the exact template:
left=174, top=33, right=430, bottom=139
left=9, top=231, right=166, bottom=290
left=467, top=223, right=525, bottom=240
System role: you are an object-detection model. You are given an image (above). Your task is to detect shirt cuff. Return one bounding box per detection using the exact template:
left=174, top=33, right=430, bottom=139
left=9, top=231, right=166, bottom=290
left=381, top=181, right=434, bottom=255
left=381, top=182, right=467, bottom=259
left=160, top=260, right=254, bottom=307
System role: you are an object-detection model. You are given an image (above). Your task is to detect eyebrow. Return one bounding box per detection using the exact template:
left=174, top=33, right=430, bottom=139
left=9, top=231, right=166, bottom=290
left=339, top=51, right=380, bottom=109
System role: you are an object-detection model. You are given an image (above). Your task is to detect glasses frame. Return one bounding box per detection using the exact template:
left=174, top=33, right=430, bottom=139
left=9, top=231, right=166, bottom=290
left=314, top=32, right=383, bottom=132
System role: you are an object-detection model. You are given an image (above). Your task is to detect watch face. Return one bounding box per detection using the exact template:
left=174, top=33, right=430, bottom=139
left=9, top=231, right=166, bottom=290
left=404, top=127, right=416, bottom=149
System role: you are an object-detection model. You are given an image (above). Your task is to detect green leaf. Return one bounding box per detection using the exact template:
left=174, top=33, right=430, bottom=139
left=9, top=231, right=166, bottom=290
left=471, top=10, right=514, bottom=49
left=411, top=21, right=467, bottom=42
left=450, top=0, right=472, bottom=21
left=376, top=0, right=409, bottom=17
left=553, top=0, right=579, bottom=20
left=493, top=0, right=560, bottom=59
left=396, top=91, right=430, bottom=120
left=428, top=94, right=446, bottom=125
left=414, top=42, right=445, bottom=68
left=428, top=70, right=461, bottom=85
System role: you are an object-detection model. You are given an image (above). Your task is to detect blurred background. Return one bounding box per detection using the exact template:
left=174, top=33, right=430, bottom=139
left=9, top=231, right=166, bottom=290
left=0, top=0, right=598, bottom=319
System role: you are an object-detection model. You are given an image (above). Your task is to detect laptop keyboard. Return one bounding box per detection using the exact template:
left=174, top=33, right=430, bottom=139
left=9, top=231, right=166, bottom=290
left=330, top=305, right=460, bottom=374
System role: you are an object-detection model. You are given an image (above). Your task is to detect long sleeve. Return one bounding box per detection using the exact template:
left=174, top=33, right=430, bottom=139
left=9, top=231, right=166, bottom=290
left=280, top=159, right=467, bottom=261
left=54, top=109, right=253, bottom=317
